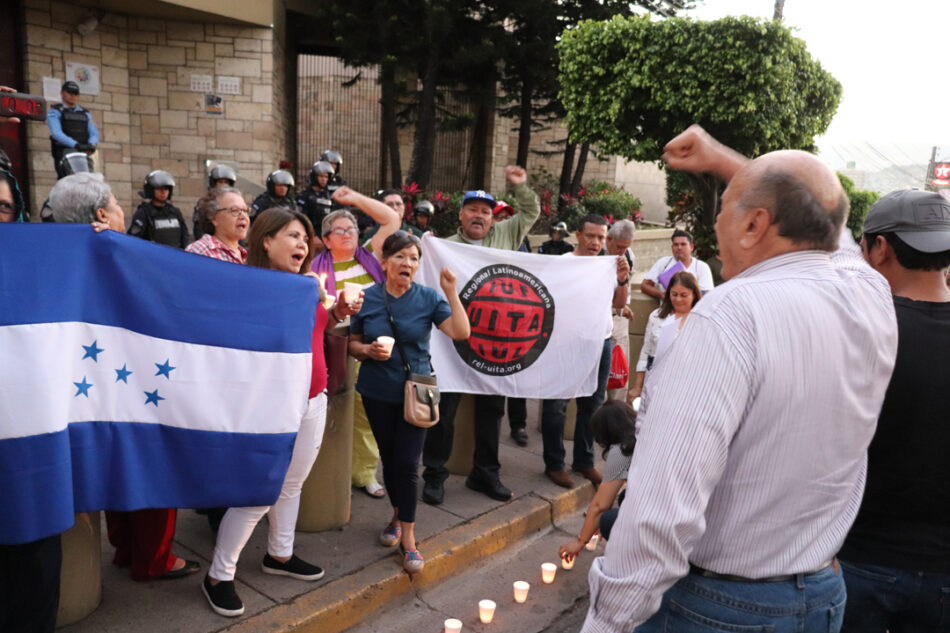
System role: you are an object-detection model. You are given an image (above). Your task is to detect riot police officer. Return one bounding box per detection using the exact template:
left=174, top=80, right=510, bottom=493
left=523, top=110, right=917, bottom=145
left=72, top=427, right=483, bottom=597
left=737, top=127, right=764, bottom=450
left=296, top=160, right=335, bottom=239
left=129, top=170, right=190, bottom=249
left=412, top=200, right=434, bottom=236
left=319, top=149, right=345, bottom=198
left=46, top=81, right=99, bottom=179
left=194, top=164, right=238, bottom=240
left=250, top=169, right=295, bottom=223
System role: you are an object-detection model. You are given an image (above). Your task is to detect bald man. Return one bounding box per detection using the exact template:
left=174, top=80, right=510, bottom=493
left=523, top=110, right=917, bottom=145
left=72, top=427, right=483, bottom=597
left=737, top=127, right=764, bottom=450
left=581, top=126, right=898, bottom=633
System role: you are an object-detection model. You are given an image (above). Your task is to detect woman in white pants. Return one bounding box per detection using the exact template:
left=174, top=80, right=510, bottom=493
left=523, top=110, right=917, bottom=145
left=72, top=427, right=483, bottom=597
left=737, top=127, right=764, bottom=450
left=201, top=207, right=361, bottom=617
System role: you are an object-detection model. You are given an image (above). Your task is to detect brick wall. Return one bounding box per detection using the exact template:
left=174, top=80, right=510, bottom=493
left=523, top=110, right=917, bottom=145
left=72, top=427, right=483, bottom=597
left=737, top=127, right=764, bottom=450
left=23, top=0, right=287, bottom=224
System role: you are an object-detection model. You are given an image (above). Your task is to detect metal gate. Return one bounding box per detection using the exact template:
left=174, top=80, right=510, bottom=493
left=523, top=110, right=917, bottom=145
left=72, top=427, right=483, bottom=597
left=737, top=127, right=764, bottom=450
left=296, top=55, right=380, bottom=196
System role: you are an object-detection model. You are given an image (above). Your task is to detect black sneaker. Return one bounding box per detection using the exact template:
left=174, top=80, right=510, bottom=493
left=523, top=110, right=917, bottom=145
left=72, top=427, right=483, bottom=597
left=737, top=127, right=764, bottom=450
left=261, top=553, right=325, bottom=581
left=202, top=574, right=245, bottom=618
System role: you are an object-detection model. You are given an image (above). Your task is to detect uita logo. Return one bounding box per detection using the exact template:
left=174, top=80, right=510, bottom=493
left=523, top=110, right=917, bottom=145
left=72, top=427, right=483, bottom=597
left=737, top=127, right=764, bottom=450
left=454, top=264, right=555, bottom=375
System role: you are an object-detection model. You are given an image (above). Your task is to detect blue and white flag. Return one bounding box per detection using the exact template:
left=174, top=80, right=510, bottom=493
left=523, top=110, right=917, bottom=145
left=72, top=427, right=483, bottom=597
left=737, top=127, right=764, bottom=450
left=0, top=225, right=317, bottom=544
left=416, top=235, right=616, bottom=399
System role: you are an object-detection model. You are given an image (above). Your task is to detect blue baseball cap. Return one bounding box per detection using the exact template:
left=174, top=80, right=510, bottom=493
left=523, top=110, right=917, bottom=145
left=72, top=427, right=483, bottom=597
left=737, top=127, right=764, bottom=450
left=462, top=190, right=496, bottom=207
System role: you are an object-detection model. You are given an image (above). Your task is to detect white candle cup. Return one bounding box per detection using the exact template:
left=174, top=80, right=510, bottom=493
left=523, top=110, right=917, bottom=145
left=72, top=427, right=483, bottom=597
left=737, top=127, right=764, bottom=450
left=478, top=599, right=496, bottom=624
left=513, top=581, right=530, bottom=603
left=561, top=556, right=574, bottom=570
left=585, top=534, right=599, bottom=551
left=541, top=562, right=557, bottom=584
left=376, top=336, right=395, bottom=354
left=444, top=618, right=463, bottom=633
left=343, top=281, right=362, bottom=305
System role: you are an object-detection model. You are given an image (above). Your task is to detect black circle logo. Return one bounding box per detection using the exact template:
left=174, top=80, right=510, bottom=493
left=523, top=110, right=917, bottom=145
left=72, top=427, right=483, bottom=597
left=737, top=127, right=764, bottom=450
left=454, top=264, right=555, bottom=375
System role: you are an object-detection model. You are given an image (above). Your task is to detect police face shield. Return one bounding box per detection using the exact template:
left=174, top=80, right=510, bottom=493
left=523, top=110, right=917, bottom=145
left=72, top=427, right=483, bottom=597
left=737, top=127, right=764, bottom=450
left=61, top=152, right=94, bottom=175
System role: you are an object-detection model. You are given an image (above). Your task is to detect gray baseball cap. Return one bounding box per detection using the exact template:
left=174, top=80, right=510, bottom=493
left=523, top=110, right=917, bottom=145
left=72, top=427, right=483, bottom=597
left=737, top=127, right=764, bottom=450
left=863, top=190, right=950, bottom=253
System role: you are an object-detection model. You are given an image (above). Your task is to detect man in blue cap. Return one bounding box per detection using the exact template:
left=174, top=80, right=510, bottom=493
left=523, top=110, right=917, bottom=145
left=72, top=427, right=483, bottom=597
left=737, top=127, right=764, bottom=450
left=422, top=165, right=540, bottom=505
left=47, top=81, right=99, bottom=179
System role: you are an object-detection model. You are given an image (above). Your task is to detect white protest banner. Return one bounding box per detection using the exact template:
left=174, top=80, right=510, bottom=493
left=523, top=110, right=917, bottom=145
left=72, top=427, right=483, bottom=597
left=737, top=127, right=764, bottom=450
left=417, top=235, right=615, bottom=399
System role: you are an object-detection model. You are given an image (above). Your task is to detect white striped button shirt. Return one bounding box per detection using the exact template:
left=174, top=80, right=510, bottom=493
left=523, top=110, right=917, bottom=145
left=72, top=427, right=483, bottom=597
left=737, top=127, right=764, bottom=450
left=583, top=234, right=897, bottom=633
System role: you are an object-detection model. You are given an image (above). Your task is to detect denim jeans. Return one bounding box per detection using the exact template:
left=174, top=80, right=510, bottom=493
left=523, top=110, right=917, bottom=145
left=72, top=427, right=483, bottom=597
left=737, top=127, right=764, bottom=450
left=637, top=566, right=846, bottom=633
left=541, top=338, right=612, bottom=472
left=840, top=559, right=950, bottom=633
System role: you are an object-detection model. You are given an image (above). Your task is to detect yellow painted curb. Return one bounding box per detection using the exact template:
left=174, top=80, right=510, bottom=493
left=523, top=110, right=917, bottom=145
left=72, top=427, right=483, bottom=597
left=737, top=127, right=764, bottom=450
left=225, top=485, right=593, bottom=633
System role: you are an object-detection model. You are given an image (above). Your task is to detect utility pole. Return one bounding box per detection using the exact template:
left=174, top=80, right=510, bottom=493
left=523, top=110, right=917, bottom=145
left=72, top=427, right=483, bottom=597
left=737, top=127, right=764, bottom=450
left=773, top=0, right=786, bottom=20
left=925, top=145, right=937, bottom=191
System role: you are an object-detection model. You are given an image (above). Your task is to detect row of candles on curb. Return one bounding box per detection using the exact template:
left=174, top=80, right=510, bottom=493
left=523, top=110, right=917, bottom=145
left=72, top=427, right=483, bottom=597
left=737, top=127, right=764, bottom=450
left=442, top=534, right=601, bottom=633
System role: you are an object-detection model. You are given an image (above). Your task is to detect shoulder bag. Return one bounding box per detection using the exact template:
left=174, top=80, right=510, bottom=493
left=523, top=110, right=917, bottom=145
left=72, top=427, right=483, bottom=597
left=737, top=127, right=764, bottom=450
left=382, top=290, right=440, bottom=428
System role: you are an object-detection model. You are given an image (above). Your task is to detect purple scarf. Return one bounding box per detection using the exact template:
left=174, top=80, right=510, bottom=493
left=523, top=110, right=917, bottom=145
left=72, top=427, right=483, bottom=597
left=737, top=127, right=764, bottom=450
left=310, top=246, right=385, bottom=296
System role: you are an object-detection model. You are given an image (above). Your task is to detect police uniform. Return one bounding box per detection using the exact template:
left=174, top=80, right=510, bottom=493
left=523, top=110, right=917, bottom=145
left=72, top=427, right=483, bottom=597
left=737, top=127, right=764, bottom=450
left=47, top=103, right=98, bottom=179
left=250, top=192, right=294, bottom=223
left=129, top=201, right=190, bottom=249
left=297, top=188, right=333, bottom=235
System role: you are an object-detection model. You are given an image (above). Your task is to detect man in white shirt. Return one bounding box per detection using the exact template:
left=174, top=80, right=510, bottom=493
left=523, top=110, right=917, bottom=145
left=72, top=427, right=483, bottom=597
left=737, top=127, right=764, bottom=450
left=582, top=126, right=897, bottom=632
left=541, top=214, right=630, bottom=489
left=641, top=229, right=714, bottom=297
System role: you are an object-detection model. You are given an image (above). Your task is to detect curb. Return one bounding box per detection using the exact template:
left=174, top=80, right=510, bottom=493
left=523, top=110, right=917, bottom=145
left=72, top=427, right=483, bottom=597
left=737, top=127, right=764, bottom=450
left=224, top=484, right=594, bottom=633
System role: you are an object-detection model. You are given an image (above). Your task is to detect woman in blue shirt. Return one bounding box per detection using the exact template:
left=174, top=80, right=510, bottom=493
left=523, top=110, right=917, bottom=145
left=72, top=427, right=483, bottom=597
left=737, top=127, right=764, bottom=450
left=349, top=231, right=470, bottom=573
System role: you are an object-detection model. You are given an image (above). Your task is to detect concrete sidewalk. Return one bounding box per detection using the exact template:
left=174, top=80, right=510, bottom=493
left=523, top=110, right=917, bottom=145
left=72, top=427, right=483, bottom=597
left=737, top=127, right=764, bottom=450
left=60, top=402, right=597, bottom=633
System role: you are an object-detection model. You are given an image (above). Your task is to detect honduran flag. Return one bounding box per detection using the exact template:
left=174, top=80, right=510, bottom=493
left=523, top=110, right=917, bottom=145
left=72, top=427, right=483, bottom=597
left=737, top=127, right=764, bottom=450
left=0, top=225, right=317, bottom=544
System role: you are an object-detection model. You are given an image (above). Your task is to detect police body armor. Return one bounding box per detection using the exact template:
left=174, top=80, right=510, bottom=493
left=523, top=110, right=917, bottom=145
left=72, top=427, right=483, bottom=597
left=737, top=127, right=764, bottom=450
left=297, top=188, right=333, bottom=235
left=129, top=202, right=188, bottom=249
left=49, top=104, right=90, bottom=159
left=251, top=192, right=293, bottom=223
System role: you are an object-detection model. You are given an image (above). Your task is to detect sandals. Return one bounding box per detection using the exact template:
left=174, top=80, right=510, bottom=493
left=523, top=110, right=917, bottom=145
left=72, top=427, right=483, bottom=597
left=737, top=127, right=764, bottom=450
left=399, top=544, right=425, bottom=574
left=362, top=481, right=386, bottom=499
left=379, top=523, right=402, bottom=547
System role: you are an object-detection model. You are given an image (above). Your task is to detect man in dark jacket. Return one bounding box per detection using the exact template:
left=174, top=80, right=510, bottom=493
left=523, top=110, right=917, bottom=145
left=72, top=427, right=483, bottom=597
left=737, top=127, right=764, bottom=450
left=128, top=170, right=190, bottom=249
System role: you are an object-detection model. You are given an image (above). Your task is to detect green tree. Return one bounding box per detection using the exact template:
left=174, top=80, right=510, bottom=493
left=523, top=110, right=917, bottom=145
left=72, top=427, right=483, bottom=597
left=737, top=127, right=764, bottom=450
left=838, top=173, right=879, bottom=240
left=558, top=15, right=842, bottom=230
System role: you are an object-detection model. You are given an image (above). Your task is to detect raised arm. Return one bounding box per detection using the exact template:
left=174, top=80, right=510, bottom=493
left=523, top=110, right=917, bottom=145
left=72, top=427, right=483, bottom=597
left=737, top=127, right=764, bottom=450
left=662, top=125, right=749, bottom=183
left=436, top=267, right=471, bottom=341
left=331, top=186, right=401, bottom=258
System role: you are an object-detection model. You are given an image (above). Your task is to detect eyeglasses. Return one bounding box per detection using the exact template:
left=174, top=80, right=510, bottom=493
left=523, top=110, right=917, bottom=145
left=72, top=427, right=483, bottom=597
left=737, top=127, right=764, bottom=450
left=216, top=206, right=249, bottom=217
left=0, top=202, right=14, bottom=215
left=326, top=227, right=359, bottom=237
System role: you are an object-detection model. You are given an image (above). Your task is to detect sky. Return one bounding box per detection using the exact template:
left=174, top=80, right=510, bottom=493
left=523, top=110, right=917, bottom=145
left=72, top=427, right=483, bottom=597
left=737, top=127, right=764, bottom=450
left=687, top=0, right=949, bottom=171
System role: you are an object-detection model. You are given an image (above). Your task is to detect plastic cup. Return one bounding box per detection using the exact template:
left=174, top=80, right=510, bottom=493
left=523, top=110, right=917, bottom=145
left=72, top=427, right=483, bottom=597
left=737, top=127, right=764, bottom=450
left=561, top=556, right=574, bottom=570
left=343, top=281, right=362, bottom=304
left=513, top=581, right=530, bottom=603
left=444, top=618, right=463, bottom=633
left=376, top=336, right=395, bottom=354
left=478, top=599, right=496, bottom=623
left=541, top=562, right=557, bottom=584
left=585, top=534, right=599, bottom=551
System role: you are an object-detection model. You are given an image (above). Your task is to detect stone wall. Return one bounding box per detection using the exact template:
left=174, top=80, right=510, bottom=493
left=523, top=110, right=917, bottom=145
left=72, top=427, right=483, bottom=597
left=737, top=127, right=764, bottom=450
left=22, top=0, right=287, bottom=223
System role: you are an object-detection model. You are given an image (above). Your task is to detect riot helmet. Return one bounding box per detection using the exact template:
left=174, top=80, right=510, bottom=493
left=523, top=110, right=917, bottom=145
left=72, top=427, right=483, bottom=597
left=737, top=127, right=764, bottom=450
left=309, top=160, right=335, bottom=187
left=208, top=164, right=237, bottom=188
left=319, top=149, right=343, bottom=174
left=414, top=200, right=434, bottom=216
left=144, top=170, right=176, bottom=200
left=60, top=152, right=94, bottom=176
left=266, top=169, right=295, bottom=197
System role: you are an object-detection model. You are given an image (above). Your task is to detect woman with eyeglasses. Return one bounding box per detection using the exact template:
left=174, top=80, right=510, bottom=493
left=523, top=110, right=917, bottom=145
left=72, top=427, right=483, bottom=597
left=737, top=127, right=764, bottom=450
left=311, top=187, right=402, bottom=501
left=349, top=231, right=470, bottom=573
left=186, top=187, right=251, bottom=264
left=201, top=207, right=360, bottom=617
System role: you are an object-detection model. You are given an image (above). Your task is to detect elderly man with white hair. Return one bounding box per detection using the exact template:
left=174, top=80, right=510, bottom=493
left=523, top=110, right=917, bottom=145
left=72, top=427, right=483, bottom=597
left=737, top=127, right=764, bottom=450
left=50, top=172, right=202, bottom=582
left=48, top=172, right=125, bottom=230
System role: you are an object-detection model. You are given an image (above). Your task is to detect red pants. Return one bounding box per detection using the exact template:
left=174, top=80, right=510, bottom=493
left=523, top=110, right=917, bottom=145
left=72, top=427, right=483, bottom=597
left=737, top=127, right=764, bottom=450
left=105, top=509, right=178, bottom=581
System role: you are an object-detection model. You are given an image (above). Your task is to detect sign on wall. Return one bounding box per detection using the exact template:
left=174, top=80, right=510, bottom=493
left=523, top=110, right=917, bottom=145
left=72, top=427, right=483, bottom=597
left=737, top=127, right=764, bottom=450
left=217, top=76, right=241, bottom=96
left=190, top=74, right=213, bottom=93
left=64, top=61, right=100, bottom=96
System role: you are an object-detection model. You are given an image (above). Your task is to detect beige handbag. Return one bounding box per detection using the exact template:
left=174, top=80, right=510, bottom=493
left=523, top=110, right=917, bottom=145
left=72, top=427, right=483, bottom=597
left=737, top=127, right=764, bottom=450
left=383, top=292, right=440, bottom=428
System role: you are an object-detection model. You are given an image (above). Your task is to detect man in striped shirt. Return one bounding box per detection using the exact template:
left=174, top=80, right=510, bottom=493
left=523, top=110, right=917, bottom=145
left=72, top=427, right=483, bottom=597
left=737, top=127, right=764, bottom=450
left=582, top=126, right=898, bottom=632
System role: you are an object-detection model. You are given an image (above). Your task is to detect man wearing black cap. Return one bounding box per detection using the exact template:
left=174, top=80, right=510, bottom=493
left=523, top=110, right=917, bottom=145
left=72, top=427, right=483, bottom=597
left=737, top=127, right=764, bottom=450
left=46, top=81, right=99, bottom=179
left=838, top=190, right=950, bottom=632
